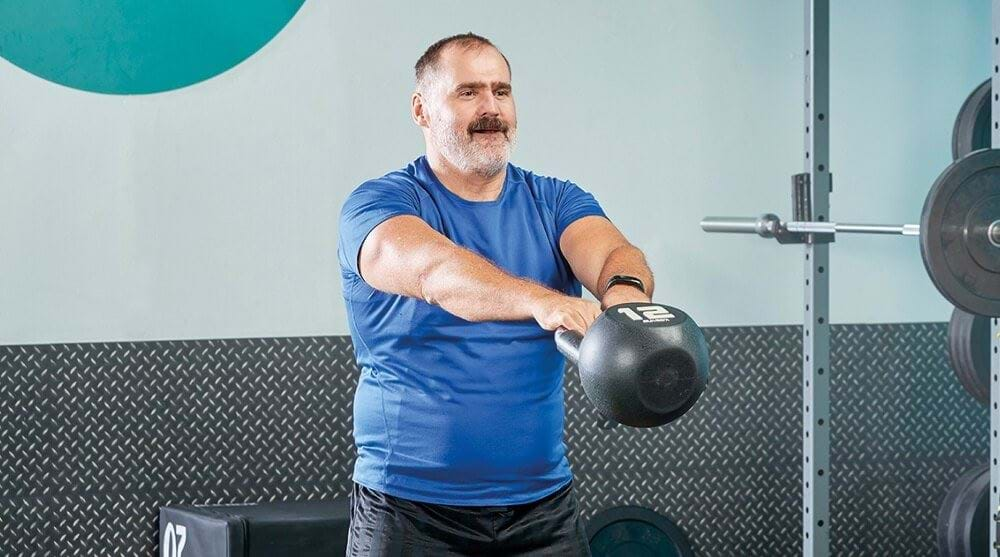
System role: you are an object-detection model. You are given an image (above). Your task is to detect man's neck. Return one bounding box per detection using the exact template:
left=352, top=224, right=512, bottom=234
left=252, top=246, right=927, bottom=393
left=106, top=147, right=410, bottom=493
left=426, top=150, right=506, bottom=202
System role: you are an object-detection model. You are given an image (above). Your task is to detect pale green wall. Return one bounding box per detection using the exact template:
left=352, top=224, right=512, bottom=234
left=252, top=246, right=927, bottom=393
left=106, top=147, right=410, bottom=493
left=0, top=0, right=990, bottom=344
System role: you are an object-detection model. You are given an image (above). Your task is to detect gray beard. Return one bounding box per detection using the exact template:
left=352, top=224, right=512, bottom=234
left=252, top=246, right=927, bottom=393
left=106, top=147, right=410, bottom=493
left=432, top=122, right=517, bottom=178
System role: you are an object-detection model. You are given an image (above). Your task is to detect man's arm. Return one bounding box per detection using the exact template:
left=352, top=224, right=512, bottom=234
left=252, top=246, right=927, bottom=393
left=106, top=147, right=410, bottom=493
left=359, top=215, right=564, bottom=322
left=559, top=215, right=655, bottom=308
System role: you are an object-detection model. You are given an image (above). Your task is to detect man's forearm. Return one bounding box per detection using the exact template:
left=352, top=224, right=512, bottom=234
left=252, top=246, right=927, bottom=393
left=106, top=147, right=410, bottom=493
left=420, top=245, right=559, bottom=322
left=597, top=245, right=655, bottom=303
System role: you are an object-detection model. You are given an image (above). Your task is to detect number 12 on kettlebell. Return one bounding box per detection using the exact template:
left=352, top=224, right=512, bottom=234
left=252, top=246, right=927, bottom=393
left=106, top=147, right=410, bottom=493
left=617, top=305, right=677, bottom=324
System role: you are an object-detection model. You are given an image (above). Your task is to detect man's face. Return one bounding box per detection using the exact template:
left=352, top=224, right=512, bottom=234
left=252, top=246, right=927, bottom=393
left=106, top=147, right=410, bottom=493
left=420, top=45, right=517, bottom=178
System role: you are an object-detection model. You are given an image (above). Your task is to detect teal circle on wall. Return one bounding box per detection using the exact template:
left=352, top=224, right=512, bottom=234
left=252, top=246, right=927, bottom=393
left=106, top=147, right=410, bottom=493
left=0, top=0, right=306, bottom=94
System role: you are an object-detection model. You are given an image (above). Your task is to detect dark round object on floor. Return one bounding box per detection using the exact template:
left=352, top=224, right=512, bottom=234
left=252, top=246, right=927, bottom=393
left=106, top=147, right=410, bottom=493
left=947, top=307, right=992, bottom=405
left=952, top=79, right=991, bottom=160
left=587, top=506, right=694, bottom=557
left=920, top=149, right=1000, bottom=317
left=937, top=463, right=989, bottom=557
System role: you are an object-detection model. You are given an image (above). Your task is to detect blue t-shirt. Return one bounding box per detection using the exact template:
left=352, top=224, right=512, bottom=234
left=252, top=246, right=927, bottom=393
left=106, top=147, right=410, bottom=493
left=337, top=156, right=607, bottom=506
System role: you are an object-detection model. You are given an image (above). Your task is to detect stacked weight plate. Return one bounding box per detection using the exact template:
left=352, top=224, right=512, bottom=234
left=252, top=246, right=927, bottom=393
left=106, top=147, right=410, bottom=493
left=938, top=79, right=995, bottom=557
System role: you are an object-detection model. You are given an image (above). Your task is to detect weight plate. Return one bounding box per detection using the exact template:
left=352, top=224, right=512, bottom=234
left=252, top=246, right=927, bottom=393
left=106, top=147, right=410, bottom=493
left=937, top=463, right=989, bottom=557
left=587, top=506, right=694, bottom=557
left=952, top=79, right=992, bottom=160
left=920, top=149, right=1000, bottom=317
left=948, top=307, right=992, bottom=405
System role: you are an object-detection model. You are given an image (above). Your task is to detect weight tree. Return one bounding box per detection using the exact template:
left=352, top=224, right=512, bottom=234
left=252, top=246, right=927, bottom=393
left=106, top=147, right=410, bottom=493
left=700, top=1, right=1000, bottom=555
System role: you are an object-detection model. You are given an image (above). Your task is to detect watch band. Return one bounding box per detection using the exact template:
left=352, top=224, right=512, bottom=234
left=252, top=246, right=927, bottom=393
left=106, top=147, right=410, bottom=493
left=604, top=275, right=646, bottom=296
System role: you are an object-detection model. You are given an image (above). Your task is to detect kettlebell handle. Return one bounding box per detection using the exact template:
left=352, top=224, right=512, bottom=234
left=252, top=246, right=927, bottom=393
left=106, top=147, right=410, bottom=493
left=554, top=328, right=583, bottom=365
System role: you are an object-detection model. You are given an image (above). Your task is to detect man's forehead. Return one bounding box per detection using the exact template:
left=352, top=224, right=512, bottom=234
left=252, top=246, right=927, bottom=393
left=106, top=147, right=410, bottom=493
left=437, top=45, right=510, bottom=82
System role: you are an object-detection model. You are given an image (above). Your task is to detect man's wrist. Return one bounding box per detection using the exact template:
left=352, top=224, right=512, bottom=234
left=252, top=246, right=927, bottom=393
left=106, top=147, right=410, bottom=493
left=604, top=283, right=649, bottom=297
left=601, top=283, right=651, bottom=309
left=604, top=274, right=645, bottom=297
left=521, top=282, right=562, bottom=316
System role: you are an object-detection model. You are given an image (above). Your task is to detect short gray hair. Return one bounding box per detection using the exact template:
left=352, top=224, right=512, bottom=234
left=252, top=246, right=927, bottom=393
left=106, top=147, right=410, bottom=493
left=414, top=32, right=510, bottom=93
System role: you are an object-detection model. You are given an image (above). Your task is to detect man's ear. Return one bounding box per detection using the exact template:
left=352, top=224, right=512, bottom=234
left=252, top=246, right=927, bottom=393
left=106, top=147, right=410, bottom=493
left=411, top=92, right=428, bottom=127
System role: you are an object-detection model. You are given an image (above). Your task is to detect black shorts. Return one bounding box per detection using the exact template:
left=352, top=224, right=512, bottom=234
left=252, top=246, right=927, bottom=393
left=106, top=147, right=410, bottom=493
left=346, top=481, right=592, bottom=556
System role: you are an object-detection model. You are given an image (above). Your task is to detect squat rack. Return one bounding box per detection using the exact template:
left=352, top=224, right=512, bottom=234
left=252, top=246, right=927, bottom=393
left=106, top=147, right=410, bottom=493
left=703, top=2, right=1000, bottom=554
left=990, top=5, right=999, bottom=557
left=802, top=3, right=830, bottom=552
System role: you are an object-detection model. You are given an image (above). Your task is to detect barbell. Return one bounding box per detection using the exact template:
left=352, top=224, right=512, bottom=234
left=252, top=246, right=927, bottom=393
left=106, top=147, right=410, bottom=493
left=701, top=148, right=1000, bottom=317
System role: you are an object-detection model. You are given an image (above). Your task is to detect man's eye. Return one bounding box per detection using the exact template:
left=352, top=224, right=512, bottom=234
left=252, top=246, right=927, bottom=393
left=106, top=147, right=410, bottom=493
left=460, top=90, right=475, bottom=97
left=497, top=90, right=510, bottom=97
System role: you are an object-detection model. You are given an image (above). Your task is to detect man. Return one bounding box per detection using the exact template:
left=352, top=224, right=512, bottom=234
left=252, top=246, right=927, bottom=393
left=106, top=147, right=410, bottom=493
left=337, top=32, right=654, bottom=556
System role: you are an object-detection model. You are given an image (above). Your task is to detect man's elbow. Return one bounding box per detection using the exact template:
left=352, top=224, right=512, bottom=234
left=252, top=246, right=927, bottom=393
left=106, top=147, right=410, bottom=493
left=417, top=268, right=439, bottom=305
left=605, top=242, right=639, bottom=262
left=416, top=252, right=455, bottom=306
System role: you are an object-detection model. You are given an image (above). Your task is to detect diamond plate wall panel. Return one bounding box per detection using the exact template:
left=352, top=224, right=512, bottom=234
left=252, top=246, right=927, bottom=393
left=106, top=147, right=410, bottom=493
left=565, top=325, right=804, bottom=556
left=0, top=324, right=987, bottom=555
left=565, top=323, right=988, bottom=556
left=0, top=338, right=360, bottom=555
left=828, top=324, right=987, bottom=555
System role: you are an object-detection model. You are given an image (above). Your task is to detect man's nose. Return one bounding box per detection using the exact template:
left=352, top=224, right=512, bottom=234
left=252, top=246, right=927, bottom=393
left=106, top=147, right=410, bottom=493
left=478, top=91, right=501, bottom=115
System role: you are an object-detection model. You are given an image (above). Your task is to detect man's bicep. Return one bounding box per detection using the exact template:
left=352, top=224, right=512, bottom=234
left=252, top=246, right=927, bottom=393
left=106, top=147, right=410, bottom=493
left=359, top=215, right=457, bottom=299
left=559, top=215, right=630, bottom=297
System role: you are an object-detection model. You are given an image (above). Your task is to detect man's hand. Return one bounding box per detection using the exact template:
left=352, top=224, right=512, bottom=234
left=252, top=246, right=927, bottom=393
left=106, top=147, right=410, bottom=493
left=530, top=292, right=603, bottom=336
left=600, top=284, right=651, bottom=311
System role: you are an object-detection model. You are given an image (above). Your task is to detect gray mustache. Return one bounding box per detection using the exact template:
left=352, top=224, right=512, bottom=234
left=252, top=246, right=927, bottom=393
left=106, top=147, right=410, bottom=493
left=469, top=118, right=509, bottom=133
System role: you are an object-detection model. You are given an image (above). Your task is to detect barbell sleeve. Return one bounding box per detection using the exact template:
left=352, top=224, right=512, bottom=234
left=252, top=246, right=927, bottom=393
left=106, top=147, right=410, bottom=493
left=700, top=216, right=769, bottom=234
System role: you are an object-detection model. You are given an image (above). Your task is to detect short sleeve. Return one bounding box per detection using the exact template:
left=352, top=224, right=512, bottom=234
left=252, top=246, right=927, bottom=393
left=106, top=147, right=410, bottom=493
left=338, top=179, right=422, bottom=277
left=554, top=180, right=608, bottom=240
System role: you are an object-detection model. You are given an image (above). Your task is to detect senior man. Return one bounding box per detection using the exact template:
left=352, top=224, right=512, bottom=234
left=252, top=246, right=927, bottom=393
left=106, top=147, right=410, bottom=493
left=338, top=32, right=654, bottom=556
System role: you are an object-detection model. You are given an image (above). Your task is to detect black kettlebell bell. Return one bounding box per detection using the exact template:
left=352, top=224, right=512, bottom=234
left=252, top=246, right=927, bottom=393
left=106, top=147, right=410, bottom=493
left=555, top=302, right=710, bottom=428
